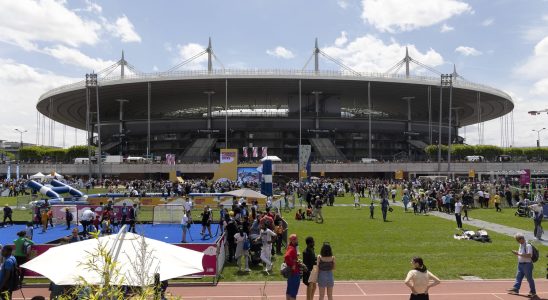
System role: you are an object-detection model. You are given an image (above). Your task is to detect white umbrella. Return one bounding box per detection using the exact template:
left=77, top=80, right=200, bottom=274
left=30, top=172, right=46, bottom=180
left=225, top=188, right=267, bottom=199
left=21, top=230, right=204, bottom=286
left=260, top=155, right=282, bottom=162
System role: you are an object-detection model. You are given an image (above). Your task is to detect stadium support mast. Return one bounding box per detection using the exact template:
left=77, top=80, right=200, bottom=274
left=207, top=37, right=212, bottom=73
left=121, top=51, right=125, bottom=78
left=405, top=47, right=410, bottom=78
left=314, top=38, right=320, bottom=73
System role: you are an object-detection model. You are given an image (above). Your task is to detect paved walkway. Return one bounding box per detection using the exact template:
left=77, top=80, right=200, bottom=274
left=388, top=201, right=548, bottom=246
left=13, top=280, right=548, bottom=299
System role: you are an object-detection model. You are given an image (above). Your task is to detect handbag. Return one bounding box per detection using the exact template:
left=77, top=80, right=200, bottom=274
left=308, top=265, right=319, bottom=283
left=280, top=262, right=291, bottom=278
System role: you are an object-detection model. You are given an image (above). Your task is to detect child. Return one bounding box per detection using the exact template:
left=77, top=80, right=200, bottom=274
left=306, top=205, right=313, bottom=220
left=369, top=202, right=375, bottom=219
left=93, top=215, right=101, bottom=231
left=295, top=209, right=303, bottom=221
left=26, top=222, right=34, bottom=240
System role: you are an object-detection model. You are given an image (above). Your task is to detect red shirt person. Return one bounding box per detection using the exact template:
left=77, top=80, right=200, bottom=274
left=284, top=234, right=301, bottom=300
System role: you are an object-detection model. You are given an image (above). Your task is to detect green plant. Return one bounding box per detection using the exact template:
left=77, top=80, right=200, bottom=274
left=474, top=145, right=503, bottom=160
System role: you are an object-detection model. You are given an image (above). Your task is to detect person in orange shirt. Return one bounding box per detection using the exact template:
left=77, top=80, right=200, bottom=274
left=41, top=209, right=49, bottom=233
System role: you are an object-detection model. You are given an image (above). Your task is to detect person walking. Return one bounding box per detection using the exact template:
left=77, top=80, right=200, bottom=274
left=65, top=208, right=73, bottom=230
left=507, top=233, right=536, bottom=298
left=404, top=257, right=441, bottom=300
left=454, top=198, right=463, bottom=229
left=180, top=212, right=189, bottom=243
left=317, top=242, right=335, bottom=300
left=494, top=192, right=502, bottom=212
left=529, top=202, right=544, bottom=240
left=234, top=227, right=250, bottom=272
left=2, top=204, right=13, bottom=227
left=0, top=246, right=17, bottom=300
left=369, top=202, right=375, bottom=219
left=284, top=234, right=301, bottom=300
left=402, top=193, right=410, bottom=212
left=302, top=236, right=317, bottom=300
left=13, top=231, right=33, bottom=286
left=257, top=223, right=276, bottom=273
left=381, top=197, right=389, bottom=222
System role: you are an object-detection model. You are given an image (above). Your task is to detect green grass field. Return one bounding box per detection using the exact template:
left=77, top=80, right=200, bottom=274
left=3, top=192, right=546, bottom=281
left=221, top=196, right=548, bottom=281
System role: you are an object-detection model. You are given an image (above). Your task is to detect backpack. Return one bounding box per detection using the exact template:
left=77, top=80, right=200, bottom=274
left=7, top=257, right=21, bottom=291
left=529, top=243, right=539, bottom=263
left=243, top=236, right=251, bottom=251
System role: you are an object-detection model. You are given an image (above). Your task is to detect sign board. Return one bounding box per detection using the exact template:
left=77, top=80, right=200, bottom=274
left=468, top=169, right=475, bottom=178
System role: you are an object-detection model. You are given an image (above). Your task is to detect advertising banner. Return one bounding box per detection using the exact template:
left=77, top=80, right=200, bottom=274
left=220, top=149, right=237, bottom=164
left=520, top=169, right=531, bottom=185
left=237, top=167, right=261, bottom=185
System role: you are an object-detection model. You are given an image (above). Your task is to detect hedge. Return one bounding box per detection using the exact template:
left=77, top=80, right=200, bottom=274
left=424, top=144, right=548, bottom=160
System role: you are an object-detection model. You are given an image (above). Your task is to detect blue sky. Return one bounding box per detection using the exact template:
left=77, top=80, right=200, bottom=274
left=1, top=0, right=548, bottom=147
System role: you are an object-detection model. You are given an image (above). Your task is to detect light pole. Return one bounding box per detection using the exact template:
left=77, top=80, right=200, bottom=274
left=14, top=128, right=27, bottom=161
left=532, top=128, right=546, bottom=148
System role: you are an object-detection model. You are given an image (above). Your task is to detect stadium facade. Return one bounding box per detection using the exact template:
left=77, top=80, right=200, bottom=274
left=36, top=41, right=513, bottom=163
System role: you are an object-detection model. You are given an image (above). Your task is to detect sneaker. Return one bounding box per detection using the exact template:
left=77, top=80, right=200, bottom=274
left=506, top=288, right=519, bottom=295
left=244, top=268, right=251, bottom=272
left=527, top=292, right=537, bottom=298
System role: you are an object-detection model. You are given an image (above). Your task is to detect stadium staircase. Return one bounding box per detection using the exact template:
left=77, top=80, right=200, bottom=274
left=181, top=138, right=217, bottom=162
left=309, top=138, right=346, bottom=162
left=101, top=140, right=121, bottom=152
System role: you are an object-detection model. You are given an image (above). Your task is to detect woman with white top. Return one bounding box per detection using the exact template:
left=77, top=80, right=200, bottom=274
left=180, top=212, right=189, bottom=243
left=404, top=257, right=440, bottom=300
left=234, top=227, right=250, bottom=272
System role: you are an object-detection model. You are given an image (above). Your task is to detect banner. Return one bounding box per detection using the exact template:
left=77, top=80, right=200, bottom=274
left=520, top=169, right=531, bottom=185
left=6, top=165, right=10, bottom=180
left=298, top=145, right=312, bottom=181
left=395, top=170, right=404, bottom=180
left=468, top=169, right=475, bottom=178
left=16, top=165, right=20, bottom=180
left=237, top=167, right=261, bottom=185
left=242, top=147, right=248, bottom=158
left=165, top=154, right=176, bottom=165
left=252, top=147, right=258, bottom=158
left=220, top=150, right=236, bottom=163
left=261, top=147, right=268, bottom=158
left=214, top=149, right=238, bottom=181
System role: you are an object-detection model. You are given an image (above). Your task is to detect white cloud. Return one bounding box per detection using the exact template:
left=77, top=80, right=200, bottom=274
left=334, top=31, right=348, bottom=47
left=532, top=77, right=548, bottom=96
left=0, top=58, right=85, bottom=147
left=515, top=36, right=548, bottom=79
left=440, top=23, right=454, bottom=33
left=104, top=15, right=142, bottom=43
left=75, top=0, right=102, bottom=14
left=337, top=0, right=349, bottom=9
left=321, top=34, right=444, bottom=73
left=455, top=46, right=482, bottom=56
left=175, top=43, right=207, bottom=69
left=43, top=45, right=116, bottom=71
left=266, top=46, right=295, bottom=59
left=360, top=0, right=472, bottom=32
left=481, top=18, right=494, bottom=26
left=0, top=0, right=101, bottom=50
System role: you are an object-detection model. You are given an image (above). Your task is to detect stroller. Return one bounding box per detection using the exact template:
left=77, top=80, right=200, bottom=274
left=514, top=202, right=529, bottom=217
left=249, top=238, right=263, bottom=266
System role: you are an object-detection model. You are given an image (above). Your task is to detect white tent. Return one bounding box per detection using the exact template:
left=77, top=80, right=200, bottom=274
left=22, top=230, right=204, bottom=286
left=225, top=188, right=267, bottom=199
left=45, top=172, right=64, bottom=179
left=260, top=155, right=282, bottom=162
left=30, top=172, right=46, bottom=180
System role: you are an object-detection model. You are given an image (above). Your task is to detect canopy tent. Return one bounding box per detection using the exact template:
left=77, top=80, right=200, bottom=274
left=30, top=172, right=46, bottom=180
left=44, top=172, right=64, bottom=179
left=260, top=155, right=282, bottom=162
left=225, top=188, right=267, bottom=199
left=22, top=229, right=204, bottom=286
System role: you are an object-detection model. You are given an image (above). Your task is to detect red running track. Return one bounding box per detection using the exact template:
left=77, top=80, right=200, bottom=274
left=11, top=279, right=548, bottom=299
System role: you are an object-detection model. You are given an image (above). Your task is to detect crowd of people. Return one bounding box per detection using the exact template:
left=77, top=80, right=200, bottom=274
left=1, top=174, right=548, bottom=299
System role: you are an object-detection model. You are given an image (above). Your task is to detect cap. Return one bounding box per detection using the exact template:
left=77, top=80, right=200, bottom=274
left=289, top=234, right=297, bottom=242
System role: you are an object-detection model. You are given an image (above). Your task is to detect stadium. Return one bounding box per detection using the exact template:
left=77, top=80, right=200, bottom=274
left=36, top=40, right=514, bottom=163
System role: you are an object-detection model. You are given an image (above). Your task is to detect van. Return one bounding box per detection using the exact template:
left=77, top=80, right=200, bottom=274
left=74, top=157, right=89, bottom=164
left=465, top=155, right=484, bottom=162
left=361, top=158, right=379, bottom=163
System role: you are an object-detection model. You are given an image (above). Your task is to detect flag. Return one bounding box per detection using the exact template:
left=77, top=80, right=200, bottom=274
left=261, top=147, right=268, bottom=157
left=16, top=165, right=20, bottom=180
left=242, top=147, right=248, bottom=158
left=165, top=154, right=176, bottom=165
left=252, top=147, right=258, bottom=158
left=6, top=164, right=11, bottom=180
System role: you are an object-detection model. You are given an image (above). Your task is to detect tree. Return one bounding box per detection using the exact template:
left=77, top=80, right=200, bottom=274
left=66, top=145, right=95, bottom=160
left=474, top=145, right=502, bottom=161
left=450, top=144, right=475, bottom=160
left=0, top=149, right=15, bottom=161
left=424, top=145, right=448, bottom=159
